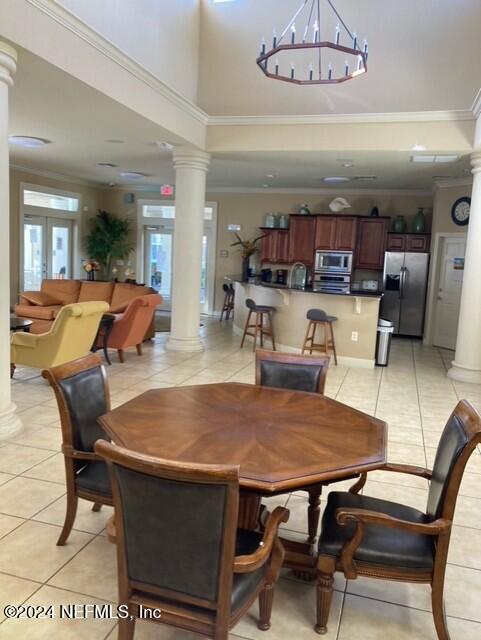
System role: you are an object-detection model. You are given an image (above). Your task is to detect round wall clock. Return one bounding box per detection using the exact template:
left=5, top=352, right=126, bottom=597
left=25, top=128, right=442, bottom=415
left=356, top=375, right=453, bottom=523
left=451, top=197, right=471, bottom=226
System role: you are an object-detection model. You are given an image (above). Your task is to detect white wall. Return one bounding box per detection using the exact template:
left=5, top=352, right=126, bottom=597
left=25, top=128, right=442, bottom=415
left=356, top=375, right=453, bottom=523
left=57, top=0, right=201, bottom=103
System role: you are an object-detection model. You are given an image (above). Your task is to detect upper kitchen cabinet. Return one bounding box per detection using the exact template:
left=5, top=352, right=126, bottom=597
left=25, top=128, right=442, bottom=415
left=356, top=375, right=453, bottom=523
left=387, top=233, right=431, bottom=253
left=314, top=215, right=357, bottom=251
left=259, top=229, right=290, bottom=263
left=355, top=217, right=389, bottom=270
left=288, top=215, right=316, bottom=263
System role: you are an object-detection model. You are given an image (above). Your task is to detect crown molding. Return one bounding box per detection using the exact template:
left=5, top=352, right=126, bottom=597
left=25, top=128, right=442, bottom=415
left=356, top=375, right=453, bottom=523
left=207, top=110, right=475, bottom=127
left=10, top=163, right=104, bottom=189
left=205, top=186, right=433, bottom=197
left=433, top=177, right=473, bottom=190
left=25, top=0, right=209, bottom=127
left=472, top=89, right=481, bottom=119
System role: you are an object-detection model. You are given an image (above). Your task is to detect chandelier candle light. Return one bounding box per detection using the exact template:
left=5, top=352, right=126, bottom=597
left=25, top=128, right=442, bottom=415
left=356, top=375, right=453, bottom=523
left=256, top=0, right=368, bottom=85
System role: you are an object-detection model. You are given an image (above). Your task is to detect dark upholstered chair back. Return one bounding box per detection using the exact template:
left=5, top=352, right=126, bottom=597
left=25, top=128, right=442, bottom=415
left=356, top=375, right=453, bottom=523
left=426, top=401, right=481, bottom=521
left=96, top=440, right=240, bottom=609
left=43, top=354, right=109, bottom=453
left=256, top=349, right=329, bottom=394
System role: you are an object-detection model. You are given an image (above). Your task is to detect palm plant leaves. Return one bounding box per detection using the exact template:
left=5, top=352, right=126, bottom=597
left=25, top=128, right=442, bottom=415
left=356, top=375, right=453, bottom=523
left=85, top=210, right=134, bottom=275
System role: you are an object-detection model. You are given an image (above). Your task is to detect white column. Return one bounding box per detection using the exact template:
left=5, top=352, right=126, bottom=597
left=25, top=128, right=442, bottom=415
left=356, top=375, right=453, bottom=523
left=448, top=117, right=481, bottom=383
left=166, top=147, right=210, bottom=352
left=0, top=42, right=22, bottom=439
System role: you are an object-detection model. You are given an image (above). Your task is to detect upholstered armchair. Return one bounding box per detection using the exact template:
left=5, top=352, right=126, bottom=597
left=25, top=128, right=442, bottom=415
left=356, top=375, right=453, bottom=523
left=104, top=293, right=162, bottom=362
left=96, top=439, right=289, bottom=640
left=11, top=301, right=108, bottom=377
left=315, top=400, right=481, bottom=640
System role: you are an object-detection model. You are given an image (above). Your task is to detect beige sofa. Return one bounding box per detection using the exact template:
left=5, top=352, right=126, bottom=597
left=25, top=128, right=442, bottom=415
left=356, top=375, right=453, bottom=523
left=15, top=279, right=158, bottom=335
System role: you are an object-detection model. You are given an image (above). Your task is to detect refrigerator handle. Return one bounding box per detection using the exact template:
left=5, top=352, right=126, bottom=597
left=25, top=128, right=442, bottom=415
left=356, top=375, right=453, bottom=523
left=400, top=267, right=406, bottom=299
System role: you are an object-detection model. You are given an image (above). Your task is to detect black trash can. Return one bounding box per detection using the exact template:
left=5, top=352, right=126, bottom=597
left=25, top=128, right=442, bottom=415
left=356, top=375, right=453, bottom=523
left=376, top=318, right=394, bottom=366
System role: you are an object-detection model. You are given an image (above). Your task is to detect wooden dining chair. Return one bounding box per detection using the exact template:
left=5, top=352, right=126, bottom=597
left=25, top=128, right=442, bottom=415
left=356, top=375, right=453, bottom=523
left=256, top=348, right=334, bottom=545
left=95, top=440, right=289, bottom=640
left=255, top=349, right=330, bottom=394
left=315, top=400, right=481, bottom=639
left=42, top=354, right=113, bottom=546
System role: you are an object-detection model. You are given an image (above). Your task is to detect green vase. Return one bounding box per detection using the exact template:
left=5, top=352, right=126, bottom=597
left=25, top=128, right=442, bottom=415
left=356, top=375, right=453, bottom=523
left=412, top=207, right=426, bottom=233
left=392, top=216, right=407, bottom=233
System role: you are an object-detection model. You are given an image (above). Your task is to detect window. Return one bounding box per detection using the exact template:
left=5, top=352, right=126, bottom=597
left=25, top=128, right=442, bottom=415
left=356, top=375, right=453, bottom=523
left=23, top=189, right=79, bottom=212
left=142, top=204, right=213, bottom=220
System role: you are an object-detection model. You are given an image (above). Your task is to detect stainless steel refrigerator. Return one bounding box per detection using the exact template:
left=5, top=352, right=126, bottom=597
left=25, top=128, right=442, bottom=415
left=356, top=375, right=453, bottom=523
left=381, top=252, right=430, bottom=336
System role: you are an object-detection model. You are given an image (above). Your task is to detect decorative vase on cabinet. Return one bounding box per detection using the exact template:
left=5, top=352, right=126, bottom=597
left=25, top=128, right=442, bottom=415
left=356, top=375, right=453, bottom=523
left=242, top=257, right=250, bottom=282
left=392, top=216, right=407, bottom=233
left=412, top=207, right=426, bottom=233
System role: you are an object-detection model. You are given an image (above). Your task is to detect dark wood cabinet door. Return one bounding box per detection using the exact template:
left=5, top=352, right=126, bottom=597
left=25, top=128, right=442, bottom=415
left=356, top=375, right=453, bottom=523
left=260, top=230, right=277, bottom=262
left=387, top=234, right=406, bottom=252
left=314, top=216, right=336, bottom=250
left=406, top=234, right=431, bottom=252
left=288, top=216, right=316, bottom=263
left=355, top=218, right=388, bottom=269
left=275, top=230, right=290, bottom=263
left=335, top=217, right=358, bottom=250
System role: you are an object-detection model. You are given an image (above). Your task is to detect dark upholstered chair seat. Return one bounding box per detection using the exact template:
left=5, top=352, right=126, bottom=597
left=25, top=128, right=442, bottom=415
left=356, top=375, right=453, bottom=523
left=75, top=461, right=112, bottom=497
left=318, top=492, right=435, bottom=569
left=306, top=309, right=337, bottom=323
left=246, top=298, right=275, bottom=313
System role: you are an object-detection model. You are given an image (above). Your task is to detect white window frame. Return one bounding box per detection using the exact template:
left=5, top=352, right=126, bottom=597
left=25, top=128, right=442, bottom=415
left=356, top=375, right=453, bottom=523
left=19, top=182, right=82, bottom=291
left=137, top=199, right=218, bottom=315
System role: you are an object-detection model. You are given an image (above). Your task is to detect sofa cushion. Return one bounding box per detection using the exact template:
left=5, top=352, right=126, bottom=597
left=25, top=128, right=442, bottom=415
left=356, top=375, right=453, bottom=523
left=41, top=279, right=81, bottom=305
left=110, top=283, right=153, bottom=310
left=14, top=304, right=61, bottom=321
left=78, top=282, right=114, bottom=304
left=20, top=291, right=60, bottom=306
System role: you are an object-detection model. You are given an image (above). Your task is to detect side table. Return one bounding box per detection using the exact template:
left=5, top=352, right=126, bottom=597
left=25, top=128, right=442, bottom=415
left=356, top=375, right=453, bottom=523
left=91, top=313, right=116, bottom=366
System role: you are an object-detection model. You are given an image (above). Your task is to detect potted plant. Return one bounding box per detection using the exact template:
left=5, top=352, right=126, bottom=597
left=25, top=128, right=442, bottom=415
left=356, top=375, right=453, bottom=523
left=230, top=232, right=266, bottom=281
left=85, top=210, right=134, bottom=280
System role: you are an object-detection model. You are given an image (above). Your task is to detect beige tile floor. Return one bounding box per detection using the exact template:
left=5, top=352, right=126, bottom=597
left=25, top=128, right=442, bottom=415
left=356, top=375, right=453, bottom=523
left=1, top=318, right=481, bottom=639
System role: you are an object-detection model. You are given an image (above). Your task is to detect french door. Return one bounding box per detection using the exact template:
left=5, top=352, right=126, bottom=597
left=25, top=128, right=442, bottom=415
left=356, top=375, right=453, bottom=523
left=144, top=226, right=214, bottom=314
left=23, top=216, right=73, bottom=290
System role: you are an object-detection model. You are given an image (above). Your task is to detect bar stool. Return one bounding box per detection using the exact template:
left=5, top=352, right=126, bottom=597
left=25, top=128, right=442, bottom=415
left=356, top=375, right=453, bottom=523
left=240, top=298, right=276, bottom=351
left=219, top=283, right=235, bottom=321
left=302, top=308, right=338, bottom=365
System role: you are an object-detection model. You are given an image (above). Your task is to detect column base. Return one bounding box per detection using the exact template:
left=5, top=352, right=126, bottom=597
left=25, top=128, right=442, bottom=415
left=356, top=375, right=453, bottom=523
left=447, top=361, right=481, bottom=384
left=0, top=401, right=23, bottom=441
left=165, top=336, right=204, bottom=353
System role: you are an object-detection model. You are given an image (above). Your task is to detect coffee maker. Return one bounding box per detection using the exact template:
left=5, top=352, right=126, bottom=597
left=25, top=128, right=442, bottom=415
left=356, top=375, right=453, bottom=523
left=276, top=269, right=288, bottom=285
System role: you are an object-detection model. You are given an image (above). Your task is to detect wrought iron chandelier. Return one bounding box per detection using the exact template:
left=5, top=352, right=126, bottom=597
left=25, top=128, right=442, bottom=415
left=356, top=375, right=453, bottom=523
left=256, top=0, right=368, bottom=85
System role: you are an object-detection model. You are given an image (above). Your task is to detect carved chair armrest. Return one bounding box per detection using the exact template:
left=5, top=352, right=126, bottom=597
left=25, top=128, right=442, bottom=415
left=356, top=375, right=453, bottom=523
left=382, top=463, right=432, bottom=480
left=334, top=507, right=451, bottom=579
left=233, top=506, right=289, bottom=574
left=61, top=444, right=102, bottom=462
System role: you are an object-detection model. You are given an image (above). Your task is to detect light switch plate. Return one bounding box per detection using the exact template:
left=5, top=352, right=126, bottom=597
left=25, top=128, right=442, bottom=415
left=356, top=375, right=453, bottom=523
left=220, top=250, right=229, bottom=258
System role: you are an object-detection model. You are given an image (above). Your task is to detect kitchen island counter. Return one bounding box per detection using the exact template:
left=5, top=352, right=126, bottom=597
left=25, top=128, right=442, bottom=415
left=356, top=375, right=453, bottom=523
left=225, top=275, right=383, bottom=298
left=228, top=278, right=381, bottom=368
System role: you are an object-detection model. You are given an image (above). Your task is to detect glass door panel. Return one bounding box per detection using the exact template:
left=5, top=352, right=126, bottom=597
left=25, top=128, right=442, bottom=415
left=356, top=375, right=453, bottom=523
left=23, top=219, right=46, bottom=290
left=200, top=234, right=208, bottom=309
left=47, top=219, right=72, bottom=279
left=144, top=228, right=173, bottom=310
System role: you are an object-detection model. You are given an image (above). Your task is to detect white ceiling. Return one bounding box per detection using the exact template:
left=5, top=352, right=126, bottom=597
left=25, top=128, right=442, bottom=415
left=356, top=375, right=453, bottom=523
left=199, top=0, right=481, bottom=116
left=7, top=45, right=473, bottom=191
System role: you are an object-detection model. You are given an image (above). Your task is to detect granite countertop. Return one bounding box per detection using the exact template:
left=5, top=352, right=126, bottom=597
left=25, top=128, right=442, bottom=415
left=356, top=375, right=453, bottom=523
left=224, top=275, right=383, bottom=299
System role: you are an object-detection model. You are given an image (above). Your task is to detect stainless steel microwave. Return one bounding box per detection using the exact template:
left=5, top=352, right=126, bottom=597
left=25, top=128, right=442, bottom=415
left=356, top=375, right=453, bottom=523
left=315, top=251, right=353, bottom=274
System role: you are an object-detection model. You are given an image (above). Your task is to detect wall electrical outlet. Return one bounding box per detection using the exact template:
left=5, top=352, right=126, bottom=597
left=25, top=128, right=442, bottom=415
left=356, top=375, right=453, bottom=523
left=351, top=331, right=359, bottom=342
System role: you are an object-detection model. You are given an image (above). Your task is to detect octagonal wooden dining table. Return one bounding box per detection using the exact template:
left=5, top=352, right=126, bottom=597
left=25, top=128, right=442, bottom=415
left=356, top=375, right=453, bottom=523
left=99, top=382, right=387, bottom=577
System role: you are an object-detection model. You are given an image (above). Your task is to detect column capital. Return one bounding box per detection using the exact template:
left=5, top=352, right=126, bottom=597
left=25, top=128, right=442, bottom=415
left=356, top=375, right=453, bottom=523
left=173, top=146, right=210, bottom=172
left=0, top=41, right=17, bottom=87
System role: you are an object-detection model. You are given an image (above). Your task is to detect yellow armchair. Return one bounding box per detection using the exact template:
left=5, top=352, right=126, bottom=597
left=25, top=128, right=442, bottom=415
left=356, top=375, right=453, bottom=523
left=11, top=301, right=109, bottom=375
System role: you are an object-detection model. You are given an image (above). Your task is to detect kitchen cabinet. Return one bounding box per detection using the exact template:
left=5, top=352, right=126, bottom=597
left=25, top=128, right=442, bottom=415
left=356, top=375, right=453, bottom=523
left=259, top=229, right=290, bottom=263
left=288, top=216, right=316, bottom=263
left=355, top=217, right=389, bottom=269
left=387, top=233, right=431, bottom=253
left=314, top=215, right=357, bottom=251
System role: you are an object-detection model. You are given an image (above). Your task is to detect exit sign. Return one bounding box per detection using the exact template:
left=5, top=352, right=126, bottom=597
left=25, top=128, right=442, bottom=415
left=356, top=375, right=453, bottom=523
left=160, top=184, right=174, bottom=196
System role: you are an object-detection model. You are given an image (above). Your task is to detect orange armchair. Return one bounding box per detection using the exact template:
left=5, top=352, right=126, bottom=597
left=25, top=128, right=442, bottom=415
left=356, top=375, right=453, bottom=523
left=106, top=294, right=162, bottom=362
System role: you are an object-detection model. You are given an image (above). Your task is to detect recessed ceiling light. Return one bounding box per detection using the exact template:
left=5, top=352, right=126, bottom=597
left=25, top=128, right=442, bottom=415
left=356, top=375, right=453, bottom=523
left=106, top=139, right=125, bottom=144
left=265, top=174, right=275, bottom=179
left=119, top=171, right=146, bottom=180
left=157, top=141, right=174, bottom=150
left=337, top=159, right=354, bottom=167
left=411, top=154, right=459, bottom=164
left=412, top=144, right=427, bottom=152
left=322, top=176, right=351, bottom=183
left=97, top=162, right=118, bottom=168
left=8, top=136, right=51, bottom=148
left=262, top=184, right=270, bottom=188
